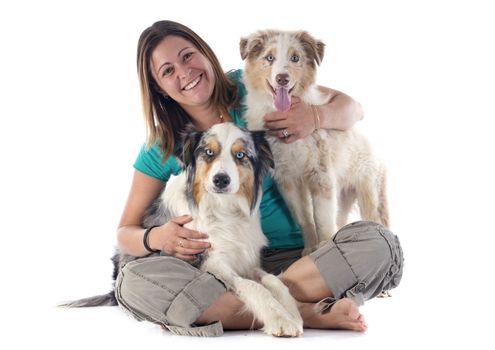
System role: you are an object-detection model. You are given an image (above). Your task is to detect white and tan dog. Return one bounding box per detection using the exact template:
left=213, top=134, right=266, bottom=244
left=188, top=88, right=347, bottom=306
left=241, top=30, right=389, bottom=254
left=62, top=123, right=303, bottom=337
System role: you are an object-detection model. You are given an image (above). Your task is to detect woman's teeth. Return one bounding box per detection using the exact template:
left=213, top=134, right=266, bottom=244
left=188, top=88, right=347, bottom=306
left=183, top=75, right=202, bottom=91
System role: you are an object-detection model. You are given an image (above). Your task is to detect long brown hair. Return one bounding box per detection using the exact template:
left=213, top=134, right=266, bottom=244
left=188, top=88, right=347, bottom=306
left=137, top=20, right=239, bottom=161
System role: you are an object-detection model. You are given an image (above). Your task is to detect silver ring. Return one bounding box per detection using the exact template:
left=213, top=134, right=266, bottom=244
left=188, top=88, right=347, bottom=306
left=282, top=129, right=289, bottom=138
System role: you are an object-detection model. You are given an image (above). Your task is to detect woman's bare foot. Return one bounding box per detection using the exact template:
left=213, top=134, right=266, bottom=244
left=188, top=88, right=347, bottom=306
left=300, top=298, right=368, bottom=332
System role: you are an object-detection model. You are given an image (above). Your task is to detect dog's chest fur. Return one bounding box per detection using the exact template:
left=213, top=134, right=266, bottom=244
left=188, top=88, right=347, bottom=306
left=158, top=173, right=267, bottom=277
left=188, top=195, right=266, bottom=276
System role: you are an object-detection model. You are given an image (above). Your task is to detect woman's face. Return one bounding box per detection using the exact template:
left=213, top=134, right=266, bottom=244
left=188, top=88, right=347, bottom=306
left=151, top=36, right=216, bottom=111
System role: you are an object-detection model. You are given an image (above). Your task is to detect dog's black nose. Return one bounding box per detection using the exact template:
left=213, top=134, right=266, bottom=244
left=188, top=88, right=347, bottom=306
left=213, top=173, right=231, bottom=189
left=276, top=73, right=290, bottom=86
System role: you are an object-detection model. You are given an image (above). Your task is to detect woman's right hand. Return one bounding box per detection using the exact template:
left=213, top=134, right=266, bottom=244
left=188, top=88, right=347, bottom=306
left=148, top=215, right=210, bottom=261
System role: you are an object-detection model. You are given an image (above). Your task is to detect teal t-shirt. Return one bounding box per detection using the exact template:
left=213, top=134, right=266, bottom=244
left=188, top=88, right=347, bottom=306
left=133, top=69, right=303, bottom=249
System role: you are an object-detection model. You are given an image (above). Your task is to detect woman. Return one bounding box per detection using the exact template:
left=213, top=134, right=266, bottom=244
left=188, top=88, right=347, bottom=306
left=115, top=20, right=403, bottom=336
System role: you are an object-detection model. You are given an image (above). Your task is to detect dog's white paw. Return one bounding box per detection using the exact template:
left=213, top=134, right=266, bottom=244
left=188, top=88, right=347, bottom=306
left=263, top=313, right=303, bottom=337
left=276, top=290, right=303, bottom=325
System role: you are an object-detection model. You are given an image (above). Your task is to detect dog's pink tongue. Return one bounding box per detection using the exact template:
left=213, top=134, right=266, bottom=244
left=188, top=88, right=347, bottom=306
left=274, top=87, right=291, bottom=112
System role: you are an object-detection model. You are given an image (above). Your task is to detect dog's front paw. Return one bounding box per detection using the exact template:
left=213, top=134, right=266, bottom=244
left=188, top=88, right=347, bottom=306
left=263, top=314, right=303, bottom=337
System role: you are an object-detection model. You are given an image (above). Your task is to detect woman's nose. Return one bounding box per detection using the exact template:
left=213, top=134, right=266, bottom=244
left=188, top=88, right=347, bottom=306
left=176, top=63, right=191, bottom=80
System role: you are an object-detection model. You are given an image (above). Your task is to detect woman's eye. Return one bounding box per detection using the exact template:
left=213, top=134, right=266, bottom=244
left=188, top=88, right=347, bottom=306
left=266, top=54, right=274, bottom=62
left=205, top=149, right=214, bottom=157
left=235, top=152, right=245, bottom=160
left=290, top=55, right=300, bottom=63
left=162, top=66, right=174, bottom=77
left=183, top=52, right=193, bottom=61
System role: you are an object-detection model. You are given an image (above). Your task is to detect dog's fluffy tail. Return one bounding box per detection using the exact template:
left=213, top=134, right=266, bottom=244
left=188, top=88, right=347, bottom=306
left=58, top=291, right=117, bottom=308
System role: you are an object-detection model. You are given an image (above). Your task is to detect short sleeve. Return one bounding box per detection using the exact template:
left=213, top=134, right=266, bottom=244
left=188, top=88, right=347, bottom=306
left=133, top=143, right=182, bottom=182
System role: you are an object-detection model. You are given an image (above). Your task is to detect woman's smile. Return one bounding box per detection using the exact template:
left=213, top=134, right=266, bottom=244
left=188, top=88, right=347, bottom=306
left=183, top=74, right=202, bottom=91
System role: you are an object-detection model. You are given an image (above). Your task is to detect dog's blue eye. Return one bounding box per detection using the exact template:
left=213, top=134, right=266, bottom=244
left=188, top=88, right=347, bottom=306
left=205, top=149, right=214, bottom=157
left=290, top=55, right=299, bottom=63
left=235, top=152, right=245, bottom=160
left=266, top=54, right=274, bottom=62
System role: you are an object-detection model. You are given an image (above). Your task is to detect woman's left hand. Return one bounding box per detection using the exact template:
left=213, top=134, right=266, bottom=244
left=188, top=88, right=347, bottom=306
left=263, top=97, right=317, bottom=143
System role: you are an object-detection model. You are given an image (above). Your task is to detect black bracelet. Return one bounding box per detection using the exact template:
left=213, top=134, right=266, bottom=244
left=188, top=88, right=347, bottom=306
left=143, top=226, right=160, bottom=253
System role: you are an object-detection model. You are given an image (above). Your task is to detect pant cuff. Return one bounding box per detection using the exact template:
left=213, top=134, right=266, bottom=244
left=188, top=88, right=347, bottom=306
left=309, top=240, right=358, bottom=299
left=166, top=321, right=224, bottom=337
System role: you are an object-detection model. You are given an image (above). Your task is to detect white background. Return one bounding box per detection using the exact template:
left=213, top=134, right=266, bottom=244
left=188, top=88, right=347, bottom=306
left=1, top=0, right=494, bottom=349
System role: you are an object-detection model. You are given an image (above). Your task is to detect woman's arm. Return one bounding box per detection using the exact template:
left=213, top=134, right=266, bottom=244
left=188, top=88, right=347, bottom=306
left=263, top=86, right=364, bottom=143
left=117, top=170, right=166, bottom=256
left=316, top=86, right=364, bottom=131
left=117, top=170, right=210, bottom=259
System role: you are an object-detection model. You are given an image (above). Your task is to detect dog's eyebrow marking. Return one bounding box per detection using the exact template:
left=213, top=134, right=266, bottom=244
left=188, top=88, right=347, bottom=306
left=203, top=137, right=221, bottom=159
left=289, top=47, right=299, bottom=56
left=231, top=139, right=248, bottom=155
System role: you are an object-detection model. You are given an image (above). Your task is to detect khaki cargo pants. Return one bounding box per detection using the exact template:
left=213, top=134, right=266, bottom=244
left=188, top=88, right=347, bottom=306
left=115, top=221, right=404, bottom=336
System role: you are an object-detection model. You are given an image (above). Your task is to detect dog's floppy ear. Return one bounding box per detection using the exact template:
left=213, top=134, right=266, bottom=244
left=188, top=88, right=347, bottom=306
left=240, top=37, right=250, bottom=60
left=297, top=31, right=325, bottom=66
left=248, top=130, right=274, bottom=213
left=251, top=130, right=275, bottom=173
left=240, top=32, right=267, bottom=60
left=175, top=124, right=203, bottom=167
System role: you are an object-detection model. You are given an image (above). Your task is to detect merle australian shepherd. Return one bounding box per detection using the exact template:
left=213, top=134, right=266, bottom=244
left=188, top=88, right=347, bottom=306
left=241, top=30, right=389, bottom=254
left=61, top=123, right=304, bottom=337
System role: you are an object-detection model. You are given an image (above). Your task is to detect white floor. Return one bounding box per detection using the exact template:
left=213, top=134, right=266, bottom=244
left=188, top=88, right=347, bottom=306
left=8, top=283, right=491, bottom=350
left=4, top=245, right=492, bottom=350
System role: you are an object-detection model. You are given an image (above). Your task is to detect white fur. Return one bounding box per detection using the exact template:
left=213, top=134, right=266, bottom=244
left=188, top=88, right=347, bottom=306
left=242, top=30, right=389, bottom=254
left=160, top=123, right=303, bottom=337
